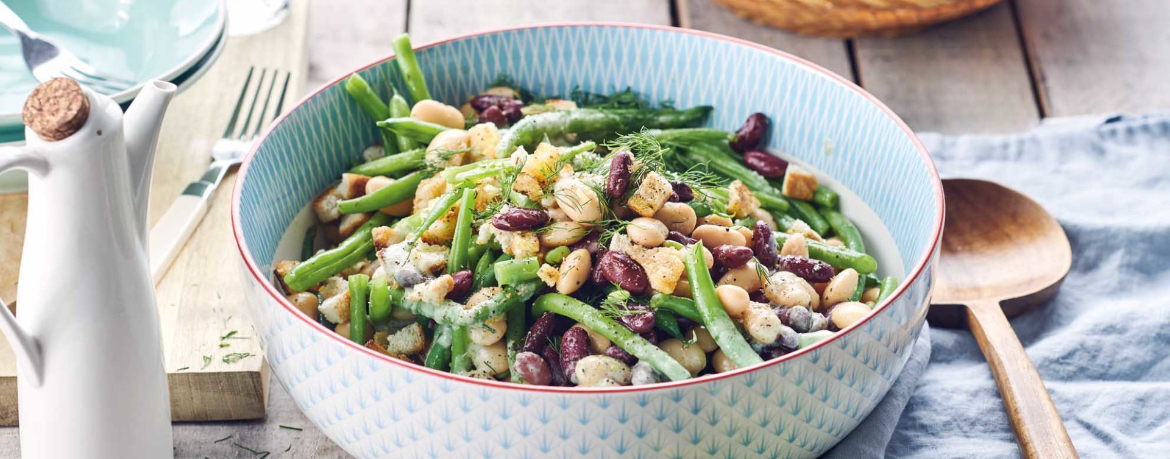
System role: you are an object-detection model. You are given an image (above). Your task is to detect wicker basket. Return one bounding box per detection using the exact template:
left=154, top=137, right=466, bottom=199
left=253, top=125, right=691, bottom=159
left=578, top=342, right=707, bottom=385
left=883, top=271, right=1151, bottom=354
left=707, top=0, right=1006, bottom=38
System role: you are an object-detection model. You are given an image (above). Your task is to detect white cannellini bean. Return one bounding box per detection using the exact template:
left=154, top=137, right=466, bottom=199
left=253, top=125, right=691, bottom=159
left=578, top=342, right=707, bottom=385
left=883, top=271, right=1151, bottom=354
left=711, top=349, right=738, bottom=373
left=658, top=338, right=706, bottom=376
left=539, top=221, right=590, bottom=246
left=470, top=341, right=509, bottom=376
left=692, top=224, right=747, bottom=247
left=743, top=302, right=782, bottom=345
left=653, top=202, right=697, bottom=235
left=780, top=233, right=809, bottom=257
left=627, top=217, right=668, bottom=247
left=718, top=262, right=764, bottom=292
left=764, top=271, right=819, bottom=309
left=573, top=355, right=632, bottom=386
left=468, top=314, right=507, bottom=346
left=715, top=284, right=750, bottom=319
left=556, top=249, right=593, bottom=295
left=830, top=301, right=872, bottom=329
left=822, top=268, right=859, bottom=308
left=691, top=326, right=718, bottom=353
left=411, top=99, right=466, bottom=129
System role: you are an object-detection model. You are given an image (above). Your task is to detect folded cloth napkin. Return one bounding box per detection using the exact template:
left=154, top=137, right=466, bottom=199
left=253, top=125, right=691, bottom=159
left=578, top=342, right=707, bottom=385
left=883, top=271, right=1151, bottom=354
left=827, top=113, right=1170, bottom=458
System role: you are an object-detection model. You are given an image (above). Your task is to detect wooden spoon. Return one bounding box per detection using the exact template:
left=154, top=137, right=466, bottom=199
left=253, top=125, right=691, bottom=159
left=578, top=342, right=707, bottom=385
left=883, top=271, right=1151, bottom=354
left=929, top=178, right=1078, bottom=458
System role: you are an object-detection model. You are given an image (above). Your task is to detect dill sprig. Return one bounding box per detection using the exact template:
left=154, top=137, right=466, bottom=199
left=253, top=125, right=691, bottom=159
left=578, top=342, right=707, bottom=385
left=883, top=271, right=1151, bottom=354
left=598, top=288, right=641, bottom=318
left=569, top=86, right=674, bottom=110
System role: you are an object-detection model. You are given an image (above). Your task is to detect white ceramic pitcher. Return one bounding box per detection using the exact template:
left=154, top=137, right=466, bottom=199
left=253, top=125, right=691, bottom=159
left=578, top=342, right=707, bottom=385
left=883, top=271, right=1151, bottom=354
left=0, top=79, right=176, bottom=458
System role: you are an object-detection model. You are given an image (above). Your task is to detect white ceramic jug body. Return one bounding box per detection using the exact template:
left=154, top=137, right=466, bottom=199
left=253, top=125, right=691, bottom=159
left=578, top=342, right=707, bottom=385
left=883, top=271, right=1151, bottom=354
left=0, top=83, right=175, bottom=458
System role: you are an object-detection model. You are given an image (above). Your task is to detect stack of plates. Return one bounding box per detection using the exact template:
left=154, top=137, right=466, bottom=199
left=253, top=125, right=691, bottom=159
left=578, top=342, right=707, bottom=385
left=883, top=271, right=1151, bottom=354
left=0, top=0, right=228, bottom=145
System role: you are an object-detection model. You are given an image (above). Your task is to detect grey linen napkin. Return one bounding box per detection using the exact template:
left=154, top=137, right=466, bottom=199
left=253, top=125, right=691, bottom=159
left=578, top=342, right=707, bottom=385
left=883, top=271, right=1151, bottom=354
left=827, top=113, right=1170, bottom=458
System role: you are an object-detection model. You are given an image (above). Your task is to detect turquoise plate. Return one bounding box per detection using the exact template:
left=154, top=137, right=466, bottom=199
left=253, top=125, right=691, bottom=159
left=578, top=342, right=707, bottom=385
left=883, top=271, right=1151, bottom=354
left=0, top=0, right=225, bottom=127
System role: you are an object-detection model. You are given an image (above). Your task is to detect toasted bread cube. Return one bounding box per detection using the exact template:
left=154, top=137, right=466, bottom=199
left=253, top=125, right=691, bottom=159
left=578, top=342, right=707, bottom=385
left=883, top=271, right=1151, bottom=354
left=626, top=171, right=673, bottom=217
left=502, top=230, right=541, bottom=259
left=409, top=242, right=450, bottom=275
left=407, top=275, right=454, bottom=305
left=781, top=165, right=818, bottom=201
left=337, top=173, right=371, bottom=200
left=511, top=172, right=543, bottom=201
left=420, top=206, right=459, bottom=245
left=338, top=212, right=372, bottom=239
left=274, top=260, right=299, bottom=293
left=726, top=180, right=760, bottom=218
left=319, top=290, right=351, bottom=324
left=315, top=276, right=348, bottom=299
left=468, top=123, right=501, bottom=161
left=537, top=263, right=560, bottom=287
left=384, top=322, right=427, bottom=356
left=312, top=188, right=343, bottom=223
left=522, top=142, right=562, bottom=183
left=371, top=226, right=403, bottom=251
left=413, top=175, right=450, bottom=213
left=627, top=245, right=686, bottom=294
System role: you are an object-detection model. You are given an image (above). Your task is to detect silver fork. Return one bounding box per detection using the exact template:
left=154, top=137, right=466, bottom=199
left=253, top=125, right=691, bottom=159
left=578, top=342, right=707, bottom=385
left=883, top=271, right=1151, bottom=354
left=0, top=1, right=137, bottom=94
left=148, top=67, right=291, bottom=283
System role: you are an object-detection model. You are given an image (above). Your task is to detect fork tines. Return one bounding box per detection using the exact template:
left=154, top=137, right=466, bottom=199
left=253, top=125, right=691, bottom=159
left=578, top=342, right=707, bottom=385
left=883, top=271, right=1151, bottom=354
left=222, top=66, right=292, bottom=141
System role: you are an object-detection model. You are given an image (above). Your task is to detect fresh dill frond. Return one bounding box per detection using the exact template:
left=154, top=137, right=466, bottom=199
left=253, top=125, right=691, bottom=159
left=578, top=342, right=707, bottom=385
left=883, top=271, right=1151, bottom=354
left=571, top=86, right=652, bottom=110
left=487, top=74, right=537, bottom=102
left=595, top=218, right=632, bottom=249
left=599, top=288, right=639, bottom=318
left=752, top=257, right=772, bottom=283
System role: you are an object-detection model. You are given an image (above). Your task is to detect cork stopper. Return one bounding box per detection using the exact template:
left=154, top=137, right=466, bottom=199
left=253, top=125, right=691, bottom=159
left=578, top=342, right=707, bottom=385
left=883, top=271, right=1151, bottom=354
left=22, top=77, right=90, bottom=142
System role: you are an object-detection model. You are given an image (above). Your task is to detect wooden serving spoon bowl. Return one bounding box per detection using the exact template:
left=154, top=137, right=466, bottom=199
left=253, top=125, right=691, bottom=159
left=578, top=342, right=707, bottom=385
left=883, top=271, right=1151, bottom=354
left=929, top=178, right=1079, bottom=458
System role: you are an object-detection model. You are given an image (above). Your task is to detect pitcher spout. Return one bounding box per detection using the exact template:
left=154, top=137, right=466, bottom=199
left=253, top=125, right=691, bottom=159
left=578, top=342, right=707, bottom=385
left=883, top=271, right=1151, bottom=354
left=123, top=81, right=177, bottom=242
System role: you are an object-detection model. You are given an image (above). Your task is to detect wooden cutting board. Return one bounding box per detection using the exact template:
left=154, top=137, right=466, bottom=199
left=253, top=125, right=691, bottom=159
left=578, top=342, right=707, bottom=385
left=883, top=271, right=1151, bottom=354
left=0, top=0, right=309, bottom=425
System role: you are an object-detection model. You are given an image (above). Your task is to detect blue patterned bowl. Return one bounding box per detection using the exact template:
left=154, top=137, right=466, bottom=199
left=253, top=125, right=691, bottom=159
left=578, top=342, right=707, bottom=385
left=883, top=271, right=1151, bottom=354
left=232, top=24, right=942, bottom=459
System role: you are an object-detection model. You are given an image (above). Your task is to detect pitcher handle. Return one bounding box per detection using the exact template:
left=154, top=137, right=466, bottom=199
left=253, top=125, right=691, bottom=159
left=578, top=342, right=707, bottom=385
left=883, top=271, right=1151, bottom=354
left=0, top=146, right=47, bottom=387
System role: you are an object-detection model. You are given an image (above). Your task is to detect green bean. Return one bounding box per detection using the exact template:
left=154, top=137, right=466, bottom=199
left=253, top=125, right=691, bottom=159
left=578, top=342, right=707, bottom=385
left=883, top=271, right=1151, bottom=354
left=391, top=33, right=431, bottom=103
left=389, top=91, right=418, bottom=151
left=532, top=293, right=692, bottom=381
left=495, top=107, right=712, bottom=158
left=300, top=226, right=317, bottom=261
left=772, top=232, right=877, bottom=274
left=684, top=143, right=789, bottom=212
left=685, top=242, right=763, bottom=368
left=653, top=309, right=692, bottom=344
left=850, top=274, right=867, bottom=302
left=687, top=200, right=715, bottom=218
left=798, top=330, right=834, bottom=349
left=560, top=141, right=597, bottom=162
left=466, top=243, right=488, bottom=272
left=441, top=158, right=512, bottom=184
left=447, top=189, right=478, bottom=273
left=349, top=148, right=424, bottom=176
left=377, top=117, right=450, bottom=143
left=814, top=186, right=839, bottom=209
left=392, top=212, right=423, bottom=235
left=451, top=326, right=471, bottom=373
left=877, top=276, right=899, bottom=302
left=788, top=200, right=831, bottom=236
left=284, top=213, right=392, bottom=291
left=388, top=279, right=541, bottom=326
left=344, top=74, right=399, bottom=156
left=494, top=257, right=540, bottom=286
left=649, top=128, right=733, bottom=145
left=772, top=211, right=799, bottom=231
left=544, top=246, right=570, bottom=264
left=648, top=293, right=703, bottom=323
left=368, top=276, right=392, bottom=324
left=864, top=273, right=881, bottom=288
left=424, top=324, right=453, bottom=371
left=338, top=170, right=424, bottom=214
left=820, top=208, right=865, bottom=253
left=348, top=274, right=370, bottom=343
left=754, top=192, right=790, bottom=213
left=471, top=251, right=498, bottom=291
left=407, top=188, right=463, bottom=245
left=505, top=297, right=526, bottom=383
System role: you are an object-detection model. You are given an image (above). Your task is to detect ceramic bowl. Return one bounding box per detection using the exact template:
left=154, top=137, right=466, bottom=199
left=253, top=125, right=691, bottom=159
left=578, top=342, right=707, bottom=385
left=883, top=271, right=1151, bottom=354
left=232, top=24, right=943, bottom=459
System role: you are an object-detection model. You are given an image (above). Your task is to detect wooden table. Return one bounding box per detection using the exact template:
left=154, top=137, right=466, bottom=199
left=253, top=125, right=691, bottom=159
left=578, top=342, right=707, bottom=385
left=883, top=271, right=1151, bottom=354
left=1, top=0, right=1165, bottom=456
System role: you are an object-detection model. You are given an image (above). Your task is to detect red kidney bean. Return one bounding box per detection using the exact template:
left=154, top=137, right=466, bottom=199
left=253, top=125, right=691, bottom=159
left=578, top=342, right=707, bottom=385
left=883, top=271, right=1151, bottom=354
left=540, top=345, right=568, bottom=386
left=446, top=270, right=473, bottom=300
left=749, top=289, right=768, bottom=304
left=502, top=99, right=523, bottom=123
left=666, top=231, right=696, bottom=246
left=605, top=344, right=637, bottom=366
left=762, top=345, right=791, bottom=360
left=712, top=245, right=753, bottom=268
left=777, top=324, right=800, bottom=350
left=590, top=250, right=610, bottom=286
left=730, top=113, right=769, bottom=152
left=469, top=94, right=515, bottom=112
left=523, top=312, right=557, bottom=353
left=560, top=327, right=591, bottom=381
left=640, top=329, right=659, bottom=345
left=674, top=318, right=696, bottom=333
left=672, top=182, right=694, bottom=202
left=775, top=255, right=835, bottom=283
left=617, top=303, right=656, bottom=333
left=607, top=151, right=632, bottom=199
left=752, top=221, right=778, bottom=268
left=479, top=105, right=506, bottom=127
left=808, top=312, right=829, bottom=333
left=667, top=191, right=679, bottom=203
left=742, top=149, right=788, bottom=178
left=492, top=207, right=549, bottom=231
left=598, top=252, right=650, bottom=296
left=709, top=265, right=728, bottom=282
left=570, top=231, right=602, bottom=255
left=783, top=305, right=812, bottom=333
left=512, top=351, right=553, bottom=385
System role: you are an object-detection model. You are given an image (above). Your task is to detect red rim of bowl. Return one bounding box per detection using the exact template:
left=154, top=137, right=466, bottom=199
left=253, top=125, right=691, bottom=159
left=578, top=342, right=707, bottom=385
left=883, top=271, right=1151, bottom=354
left=231, top=22, right=945, bottom=394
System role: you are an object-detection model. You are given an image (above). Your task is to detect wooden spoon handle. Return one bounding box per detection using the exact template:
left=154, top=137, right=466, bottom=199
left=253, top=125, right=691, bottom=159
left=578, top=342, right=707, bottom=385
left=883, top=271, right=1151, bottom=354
left=966, top=300, right=1079, bottom=458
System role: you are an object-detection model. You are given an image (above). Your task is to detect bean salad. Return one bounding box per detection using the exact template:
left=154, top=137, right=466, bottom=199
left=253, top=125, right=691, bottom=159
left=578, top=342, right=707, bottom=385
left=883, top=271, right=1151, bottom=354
left=276, top=34, right=899, bottom=387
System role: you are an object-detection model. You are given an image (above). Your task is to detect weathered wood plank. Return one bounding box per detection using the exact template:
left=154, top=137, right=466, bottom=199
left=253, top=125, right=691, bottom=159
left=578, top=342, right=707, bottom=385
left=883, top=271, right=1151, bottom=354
left=307, top=0, right=408, bottom=89
left=853, top=2, right=1039, bottom=134
left=1015, top=0, right=1170, bottom=117
left=408, top=0, right=672, bottom=44
left=679, top=0, right=854, bottom=81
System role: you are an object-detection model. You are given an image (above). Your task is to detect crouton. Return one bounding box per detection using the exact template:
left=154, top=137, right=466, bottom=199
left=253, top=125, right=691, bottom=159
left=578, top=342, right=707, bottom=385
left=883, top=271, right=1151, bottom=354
left=511, top=172, right=543, bottom=201
left=372, top=226, right=403, bottom=251
left=468, top=123, right=501, bottom=161
left=499, top=230, right=541, bottom=258
left=413, top=175, right=450, bottom=213
left=626, top=171, right=673, bottom=217
left=338, top=212, right=372, bottom=239
left=407, top=275, right=455, bottom=305
left=537, top=263, right=560, bottom=287
left=384, top=322, right=427, bottom=356
left=409, top=242, right=449, bottom=274
left=726, top=180, right=760, bottom=218
left=787, top=219, right=824, bottom=242
left=316, top=276, right=349, bottom=299
left=626, top=245, right=686, bottom=294
left=420, top=205, right=459, bottom=245
left=319, top=290, right=351, bottom=324
left=781, top=165, right=818, bottom=201
left=365, top=176, right=413, bottom=216
left=312, top=188, right=343, bottom=223
left=522, top=142, right=562, bottom=183
left=337, top=173, right=371, bottom=200
left=274, top=260, right=299, bottom=293
left=474, top=181, right=502, bottom=212
left=752, top=208, right=778, bottom=230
